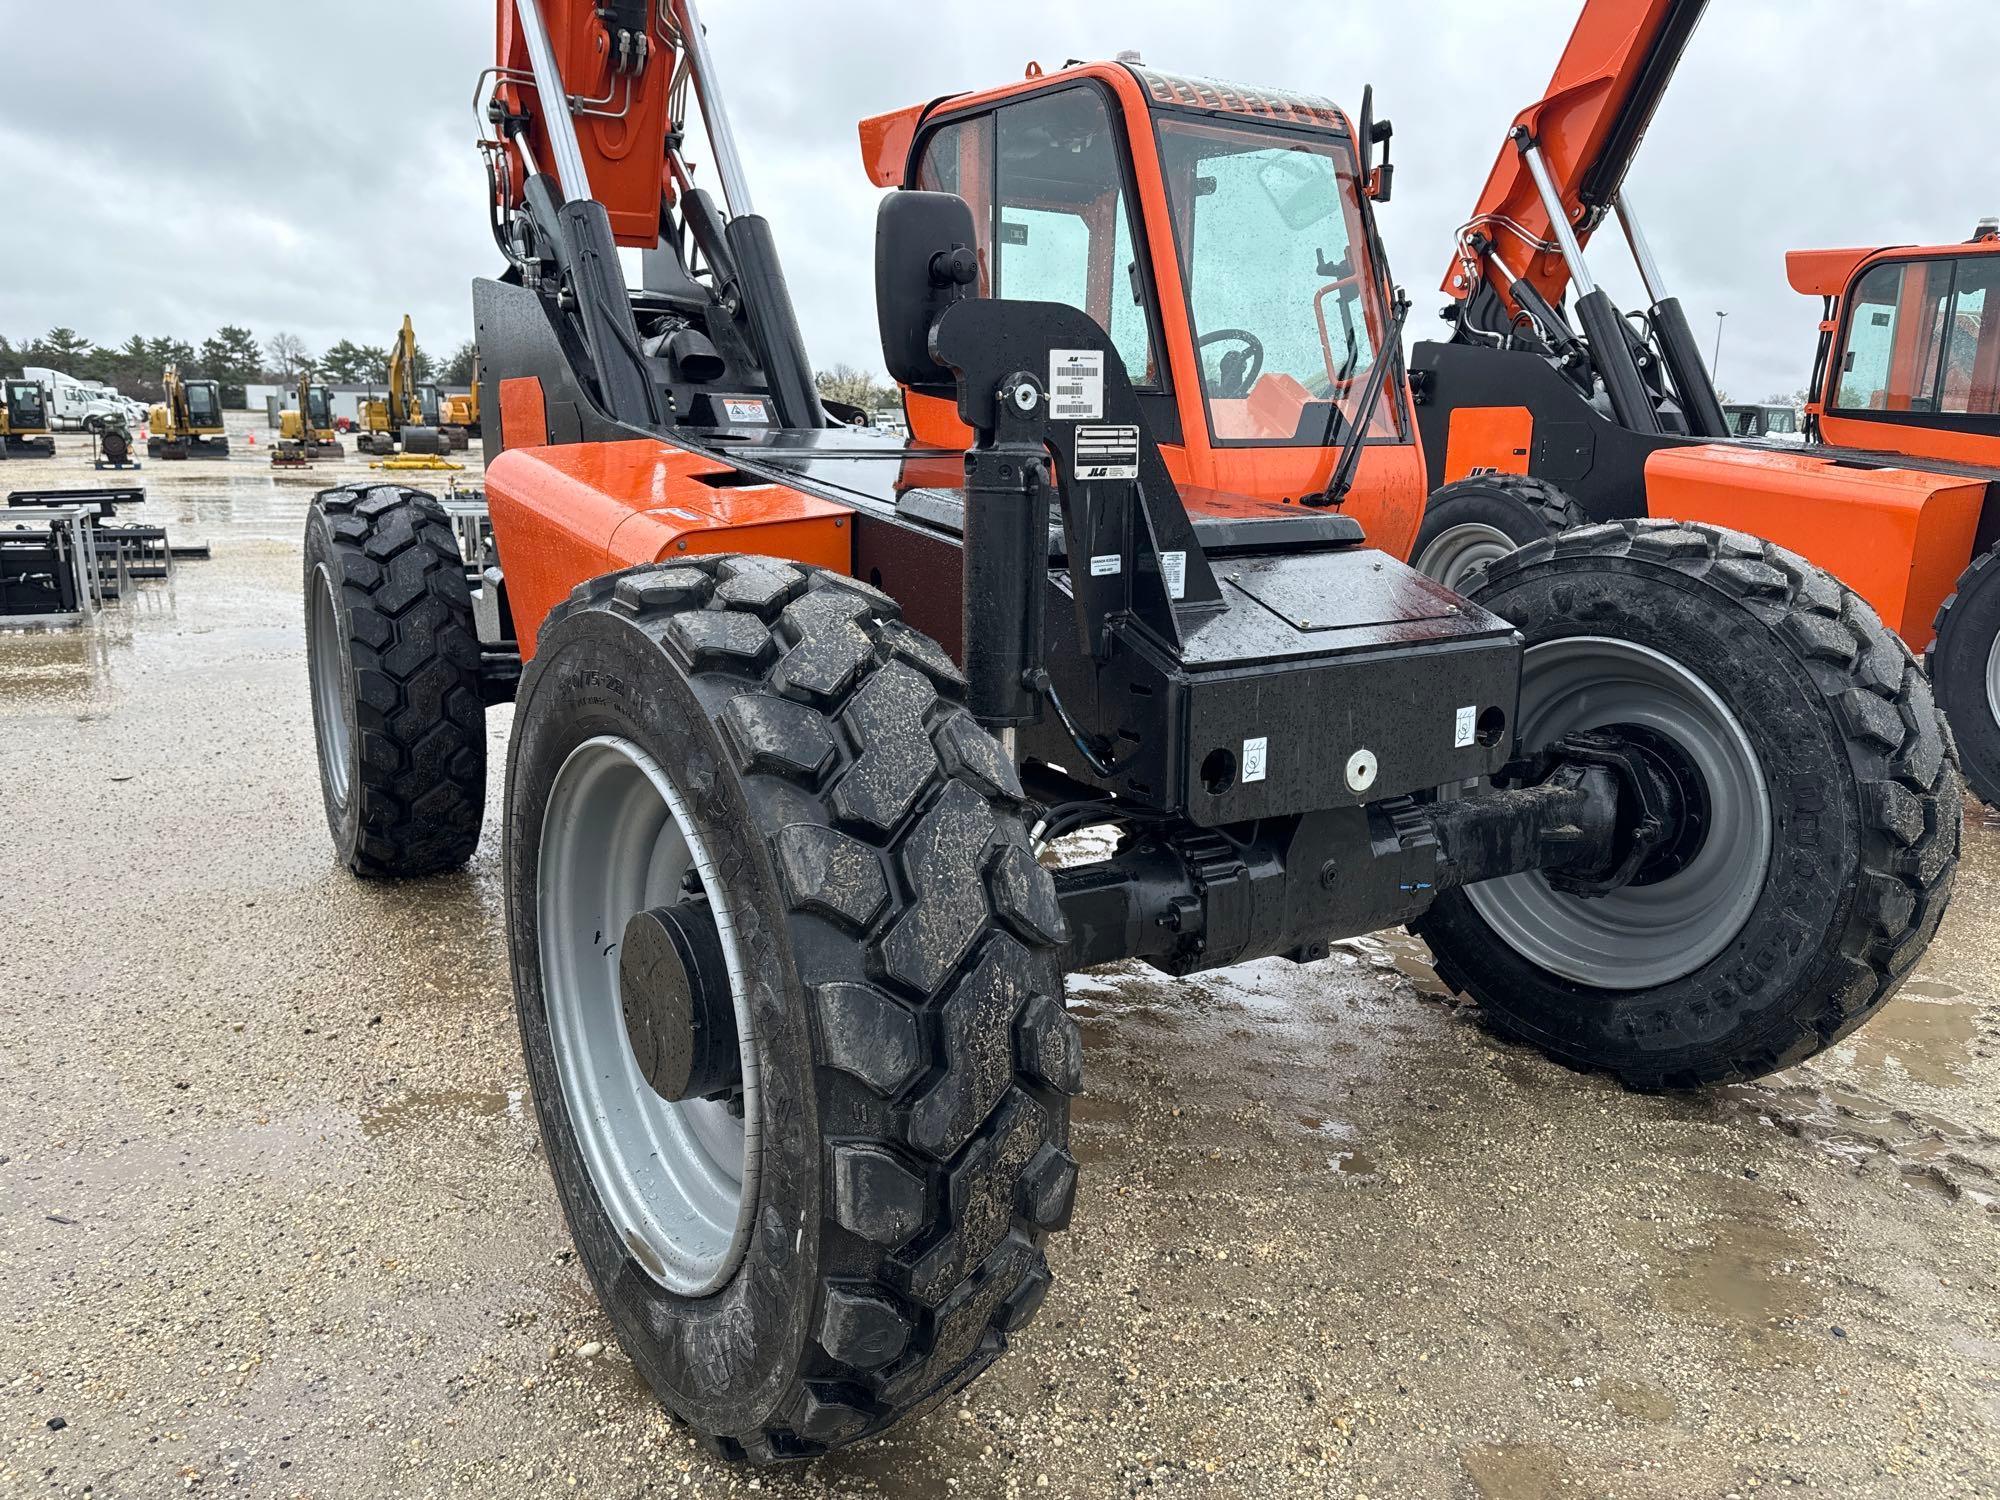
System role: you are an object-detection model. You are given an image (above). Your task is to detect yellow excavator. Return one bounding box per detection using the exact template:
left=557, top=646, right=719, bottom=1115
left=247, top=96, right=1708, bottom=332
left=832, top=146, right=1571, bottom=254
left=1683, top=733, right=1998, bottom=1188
left=438, top=352, right=479, bottom=440
left=147, top=365, right=231, bottom=459
left=0, top=377, right=56, bottom=458
left=356, top=315, right=449, bottom=456
left=273, top=371, right=344, bottom=466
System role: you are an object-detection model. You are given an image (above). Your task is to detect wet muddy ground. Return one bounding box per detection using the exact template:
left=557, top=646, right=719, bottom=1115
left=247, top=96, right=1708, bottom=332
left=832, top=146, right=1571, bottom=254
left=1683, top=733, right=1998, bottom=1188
left=2, top=441, right=1997, bottom=1497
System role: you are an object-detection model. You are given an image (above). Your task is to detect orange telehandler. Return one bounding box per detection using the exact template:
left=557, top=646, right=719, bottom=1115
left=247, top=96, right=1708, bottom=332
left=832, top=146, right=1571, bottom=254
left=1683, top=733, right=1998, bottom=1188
left=301, top=0, right=1955, bottom=1460
left=1407, top=0, right=2000, bottom=803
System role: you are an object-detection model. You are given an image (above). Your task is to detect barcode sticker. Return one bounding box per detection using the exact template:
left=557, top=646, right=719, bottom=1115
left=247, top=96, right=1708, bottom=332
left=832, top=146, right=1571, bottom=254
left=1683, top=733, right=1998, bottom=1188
left=1049, top=349, right=1105, bottom=422
left=1161, top=550, right=1187, bottom=600
left=1075, top=424, right=1139, bottom=481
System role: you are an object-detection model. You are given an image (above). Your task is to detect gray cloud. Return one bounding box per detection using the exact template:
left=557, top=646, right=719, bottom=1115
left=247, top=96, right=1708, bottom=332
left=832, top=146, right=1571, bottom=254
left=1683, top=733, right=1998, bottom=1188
left=2, top=0, right=1992, bottom=406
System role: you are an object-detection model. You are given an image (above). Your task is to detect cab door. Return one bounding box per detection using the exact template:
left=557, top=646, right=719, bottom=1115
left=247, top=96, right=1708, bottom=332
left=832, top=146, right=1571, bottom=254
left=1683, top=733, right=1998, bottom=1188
left=906, top=80, right=1181, bottom=463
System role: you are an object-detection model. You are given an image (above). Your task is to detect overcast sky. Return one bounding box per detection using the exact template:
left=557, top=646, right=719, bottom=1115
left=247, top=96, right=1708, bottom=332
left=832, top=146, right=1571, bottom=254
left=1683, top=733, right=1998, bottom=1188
left=1, top=1, right=1991, bottom=404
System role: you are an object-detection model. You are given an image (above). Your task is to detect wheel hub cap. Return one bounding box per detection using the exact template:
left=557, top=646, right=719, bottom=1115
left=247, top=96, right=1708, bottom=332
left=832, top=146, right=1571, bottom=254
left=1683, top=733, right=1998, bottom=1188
left=1415, top=521, right=1519, bottom=591
left=1464, top=637, right=1771, bottom=990
left=539, top=736, right=761, bottom=1295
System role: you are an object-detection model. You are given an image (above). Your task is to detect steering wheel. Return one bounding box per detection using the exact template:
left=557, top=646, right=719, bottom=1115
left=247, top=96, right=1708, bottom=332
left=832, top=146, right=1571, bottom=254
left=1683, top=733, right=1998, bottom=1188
left=1197, top=328, right=1266, bottom=399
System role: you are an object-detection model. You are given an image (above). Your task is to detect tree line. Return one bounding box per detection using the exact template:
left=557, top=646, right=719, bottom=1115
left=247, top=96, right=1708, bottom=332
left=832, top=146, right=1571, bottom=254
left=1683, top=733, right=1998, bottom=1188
left=1, top=326, right=478, bottom=405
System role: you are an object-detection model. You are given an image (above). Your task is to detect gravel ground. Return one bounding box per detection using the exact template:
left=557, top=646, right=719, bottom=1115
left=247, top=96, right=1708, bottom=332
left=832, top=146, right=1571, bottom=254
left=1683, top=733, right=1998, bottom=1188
left=2, top=433, right=1997, bottom=1498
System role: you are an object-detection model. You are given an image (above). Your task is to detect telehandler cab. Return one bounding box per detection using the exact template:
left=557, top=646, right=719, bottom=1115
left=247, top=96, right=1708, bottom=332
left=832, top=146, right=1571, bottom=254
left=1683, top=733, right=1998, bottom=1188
left=302, top=0, right=1957, bottom=1461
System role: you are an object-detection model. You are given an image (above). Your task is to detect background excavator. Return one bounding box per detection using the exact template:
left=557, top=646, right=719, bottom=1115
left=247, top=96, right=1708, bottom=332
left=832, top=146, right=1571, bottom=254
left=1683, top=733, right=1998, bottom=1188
left=0, top=376, right=56, bottom=458
left=273, top=371, right=344, bottom=465
left=147, top=364, right=230, bottom=459
left=295, top=0, right=1954, bottom=1464
left=438, top=348, right=480, bottom=439
left=1406, top=0, right=2000, bottom=803
left=357, top=315, right=450, bottom=457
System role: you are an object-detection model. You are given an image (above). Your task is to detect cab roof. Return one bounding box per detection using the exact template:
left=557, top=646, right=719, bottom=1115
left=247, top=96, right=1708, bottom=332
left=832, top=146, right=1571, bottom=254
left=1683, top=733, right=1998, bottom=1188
left=858, top=60, right=1351, bottom=188
left=1787, top=233, right=2000, bottom=298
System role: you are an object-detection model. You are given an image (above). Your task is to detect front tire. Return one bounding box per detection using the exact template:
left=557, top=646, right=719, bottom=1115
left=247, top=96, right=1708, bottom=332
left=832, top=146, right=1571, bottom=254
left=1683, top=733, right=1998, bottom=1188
left=506, top=557, right=1080, bottom=1460
left=1412, top=473, right=1586, bottom=591
left=303, top=483, right=486, bottom=876
left=1928, top=543, right=2000, bottom=806
left=1415, top=520, right=1960, bottom=1089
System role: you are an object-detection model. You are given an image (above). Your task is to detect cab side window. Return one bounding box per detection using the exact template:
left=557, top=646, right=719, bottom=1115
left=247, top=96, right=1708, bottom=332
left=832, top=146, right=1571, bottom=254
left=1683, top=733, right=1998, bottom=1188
left=1940, top=257, right=2000, bottom=416
left=1837, top=259, right=1960, bottom=413
left=915, top=87, right=1161, bottom=389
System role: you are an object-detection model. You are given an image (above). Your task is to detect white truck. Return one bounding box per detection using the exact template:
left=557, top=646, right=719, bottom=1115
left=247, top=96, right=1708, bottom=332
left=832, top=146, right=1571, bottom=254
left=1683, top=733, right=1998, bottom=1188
left=21, top=367, right=136, bottom=432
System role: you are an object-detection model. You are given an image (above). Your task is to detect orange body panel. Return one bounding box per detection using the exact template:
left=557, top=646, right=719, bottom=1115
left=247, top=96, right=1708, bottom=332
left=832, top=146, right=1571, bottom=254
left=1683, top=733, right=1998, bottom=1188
left=499, top=376, right=551, bottom=450
left=1785, top=247, right=1888, bottom=299
left=486, top=440, right=852, bottom=657
left=1644, top=445, right=1983, bottom=646
left=1816, top=414, right=2000, bottom=469
left=1442, top=406, right=1534, bottom=482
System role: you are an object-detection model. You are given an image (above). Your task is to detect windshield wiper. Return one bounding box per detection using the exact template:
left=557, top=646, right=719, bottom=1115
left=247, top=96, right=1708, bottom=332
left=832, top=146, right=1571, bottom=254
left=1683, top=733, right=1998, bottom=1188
left=1302, top=288, right=1410, bottom=510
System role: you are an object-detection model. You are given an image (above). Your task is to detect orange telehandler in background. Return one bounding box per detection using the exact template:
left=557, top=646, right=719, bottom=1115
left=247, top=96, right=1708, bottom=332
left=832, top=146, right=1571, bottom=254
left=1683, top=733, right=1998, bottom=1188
left=1407, top=0, right=2000, bottom=803
left=299, top=0, right=1956, bottom=1462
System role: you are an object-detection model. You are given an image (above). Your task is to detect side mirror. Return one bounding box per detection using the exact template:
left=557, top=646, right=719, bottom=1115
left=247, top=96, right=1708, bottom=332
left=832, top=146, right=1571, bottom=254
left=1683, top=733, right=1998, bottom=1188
left=876, top=190, right=981, bottom=388
left=1358, top=85, right=1394, bottom=203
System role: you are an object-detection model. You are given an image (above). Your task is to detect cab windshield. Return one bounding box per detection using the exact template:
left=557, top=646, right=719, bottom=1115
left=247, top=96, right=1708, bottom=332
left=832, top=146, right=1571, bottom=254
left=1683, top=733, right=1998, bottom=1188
left=7, top=383, right=45, bottom=424
left=307, top=387, right=331, bottom=426
left=186, top=382, right=218, bottom=424
left=1156, top=113, right=1399, bottom=446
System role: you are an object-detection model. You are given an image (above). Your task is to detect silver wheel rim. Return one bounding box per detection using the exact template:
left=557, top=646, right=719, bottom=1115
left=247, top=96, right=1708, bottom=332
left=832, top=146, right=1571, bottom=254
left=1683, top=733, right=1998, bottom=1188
left=538, top=734, right=760, bottom=1296
left=308, top=564, right=352, bottom=809
left=1984, top=628, right=2000, bottom=727
left=1464, top=637, right=1771, bottom=990
left=1415, top=521, right=1519, bottom=591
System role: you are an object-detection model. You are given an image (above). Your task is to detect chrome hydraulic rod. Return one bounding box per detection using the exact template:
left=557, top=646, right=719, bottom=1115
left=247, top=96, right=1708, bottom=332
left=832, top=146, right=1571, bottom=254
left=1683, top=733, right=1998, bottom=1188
left=1614, top=191, right=1669, bottom=305
left=513, top=0, right=594, bottom=201
left=672, top=0, right=754, bottom=217
left=1515, top=132, right=1596, bottom=297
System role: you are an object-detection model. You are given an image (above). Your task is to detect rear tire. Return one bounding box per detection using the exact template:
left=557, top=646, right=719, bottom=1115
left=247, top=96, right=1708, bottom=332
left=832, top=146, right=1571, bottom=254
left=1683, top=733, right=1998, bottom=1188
left=506, top=556, right=1079, bottom=1460
left=304, top=483, right=486, bottom=876
left=1411, top=473, right=1585, bottom=591
left=1928, top=543, right=2000, bottom=806
left=1415, top=520, right=1959, bottom=1089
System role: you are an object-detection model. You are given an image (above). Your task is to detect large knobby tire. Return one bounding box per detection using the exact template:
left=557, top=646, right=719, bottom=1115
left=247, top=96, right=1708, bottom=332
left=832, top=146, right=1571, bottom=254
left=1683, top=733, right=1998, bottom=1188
left=1413, top=520, right=1960, bottom=1090
left=1928, top=543, right=2000, bottom=806
left=303, top=483, right=486, bottom=876
left=505, top=555, right=1081, bottom=1461
left=1411, top=473, right=1586, bottom=592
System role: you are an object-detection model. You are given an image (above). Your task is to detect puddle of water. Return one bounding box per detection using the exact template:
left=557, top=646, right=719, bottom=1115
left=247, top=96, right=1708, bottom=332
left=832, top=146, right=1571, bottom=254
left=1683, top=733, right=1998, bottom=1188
left=360, top=1085, right=523, bottom=1138
left=1332, top=930, right=1451, bottom=1000
left=1462, top=1441, right=1579, bottom=1499
left=1653, top=1207, right=1819, bottom=1331
left=1294, top=1115, right=1376, bottom=1177
left=1597, top=1378, right=1676, bottom=1423
left=1842, top=991, right=1981, bottom=1090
